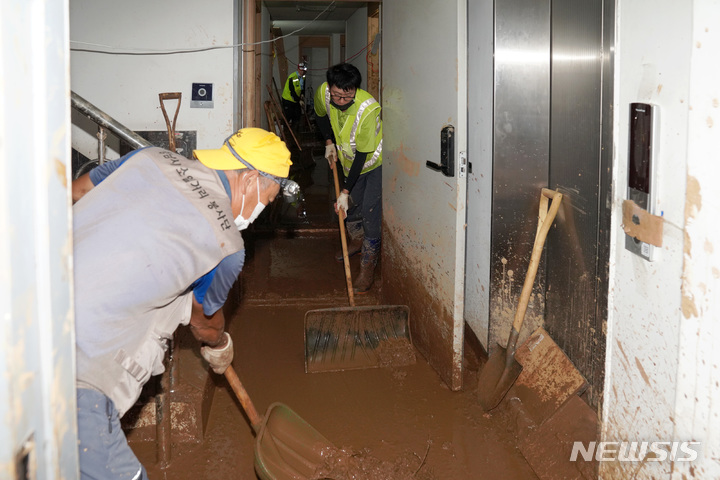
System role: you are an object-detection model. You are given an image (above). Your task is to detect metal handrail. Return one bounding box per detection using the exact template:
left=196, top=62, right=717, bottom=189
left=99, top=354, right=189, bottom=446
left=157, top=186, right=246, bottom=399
left=71, top=91, right=152, bottom=150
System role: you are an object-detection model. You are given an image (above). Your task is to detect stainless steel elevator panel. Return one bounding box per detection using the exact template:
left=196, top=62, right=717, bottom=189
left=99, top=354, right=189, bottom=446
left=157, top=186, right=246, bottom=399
left=545, top=0, right=612, bottom=408
left=465, top=0, right=495, bottom=350
left=489, top=0, right=551, bottom=351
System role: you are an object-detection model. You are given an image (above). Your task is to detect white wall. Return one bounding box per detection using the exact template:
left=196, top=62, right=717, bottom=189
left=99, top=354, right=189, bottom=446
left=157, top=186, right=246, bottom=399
left=346, top=6, right=368, bottom=90
left=272, top=35, right=299, bottom=98
left=331, top=33, right=343, bottom=65
left=1, top=0, right=78, bottom=477
left=602, top=0, right=720, bottom=478
left=306, top=47, right=330, bottom=98
left=671, top=1, right=720, bottom=477
left=70, top=0, right=237, bottom=158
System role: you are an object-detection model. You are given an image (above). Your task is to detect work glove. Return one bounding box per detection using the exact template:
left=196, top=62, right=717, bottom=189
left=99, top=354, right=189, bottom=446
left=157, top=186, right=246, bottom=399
left=299, top=98, right=306, bottom=109
left=335, top=191, right=349, bottom=219
left=201, top=332, right=234, bottom=375
left=325, top=143, right=338, bottom=167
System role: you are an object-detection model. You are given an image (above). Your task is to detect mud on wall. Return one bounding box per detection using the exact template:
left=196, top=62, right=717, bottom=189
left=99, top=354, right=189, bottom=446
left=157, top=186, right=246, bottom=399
left=382, top=224, right=457, bottom=389
left=671, top=2, right=720, bottom=477
left=600, top=0, right=707, bottom=478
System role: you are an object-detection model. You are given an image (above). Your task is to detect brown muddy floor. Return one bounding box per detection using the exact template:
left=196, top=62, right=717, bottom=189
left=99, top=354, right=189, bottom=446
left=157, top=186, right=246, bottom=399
left=131, top=140, right=540, bottom=480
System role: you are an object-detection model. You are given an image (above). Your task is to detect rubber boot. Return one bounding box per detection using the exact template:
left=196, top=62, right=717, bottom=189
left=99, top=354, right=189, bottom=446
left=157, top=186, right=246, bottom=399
left=335, top=237, right=363, bottom=262
left=335, top=220, right=364, bottom=262
left=353, top=238, right=381, bottom=294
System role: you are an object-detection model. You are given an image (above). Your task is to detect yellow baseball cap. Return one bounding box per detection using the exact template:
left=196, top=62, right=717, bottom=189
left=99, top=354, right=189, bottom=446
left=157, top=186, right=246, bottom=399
left=194, top=128, right=292, bottom=178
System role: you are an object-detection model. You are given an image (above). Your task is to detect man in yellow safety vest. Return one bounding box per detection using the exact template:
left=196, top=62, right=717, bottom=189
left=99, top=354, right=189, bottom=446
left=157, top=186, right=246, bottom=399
left=314, top=63, right=383, bottom=293
left=282, top=61, right=308, bottom=127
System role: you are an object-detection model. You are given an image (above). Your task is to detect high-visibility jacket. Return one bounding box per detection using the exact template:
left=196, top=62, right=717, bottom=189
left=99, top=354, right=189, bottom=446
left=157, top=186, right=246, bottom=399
left=282, top=71, right=304, bottom=103
left=314, top=82, right=383, bottom=176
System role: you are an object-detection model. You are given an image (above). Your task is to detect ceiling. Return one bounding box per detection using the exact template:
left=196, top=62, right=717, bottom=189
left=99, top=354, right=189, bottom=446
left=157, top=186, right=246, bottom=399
left=264, top=2, right=373, bottom=37
left=264, top=1, right=368, bottom=22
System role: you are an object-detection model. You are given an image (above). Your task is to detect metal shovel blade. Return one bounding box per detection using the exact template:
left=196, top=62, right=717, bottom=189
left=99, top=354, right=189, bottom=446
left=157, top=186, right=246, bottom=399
left=477, top=344, right=524, bottom=411
left=254, top=402, right=335, bottom=480
left=304, top=305, right=414, bottom=373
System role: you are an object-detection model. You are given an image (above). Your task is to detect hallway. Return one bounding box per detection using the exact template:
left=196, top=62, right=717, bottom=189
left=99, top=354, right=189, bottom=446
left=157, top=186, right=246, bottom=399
left=132, top=145, right=538, bottom=479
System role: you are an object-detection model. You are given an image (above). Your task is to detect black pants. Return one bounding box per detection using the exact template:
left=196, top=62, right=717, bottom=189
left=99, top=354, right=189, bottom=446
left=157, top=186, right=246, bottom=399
left=282, top=99, right=301, bottom=125
left=347, top=166, right=382, bottom=240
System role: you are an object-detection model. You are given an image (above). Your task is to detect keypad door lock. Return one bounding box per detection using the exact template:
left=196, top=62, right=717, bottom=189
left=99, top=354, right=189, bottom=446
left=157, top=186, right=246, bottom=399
left=426, top=125, right=454, bottom=177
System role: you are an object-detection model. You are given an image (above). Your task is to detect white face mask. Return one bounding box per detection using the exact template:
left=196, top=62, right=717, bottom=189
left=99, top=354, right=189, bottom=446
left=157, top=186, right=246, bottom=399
left=234, top=177, right=266, bottom=231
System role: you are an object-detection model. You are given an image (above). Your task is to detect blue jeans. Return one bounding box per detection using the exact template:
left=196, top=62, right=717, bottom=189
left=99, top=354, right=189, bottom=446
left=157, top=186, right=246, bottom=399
left=77, top=388, right=147, bottom=480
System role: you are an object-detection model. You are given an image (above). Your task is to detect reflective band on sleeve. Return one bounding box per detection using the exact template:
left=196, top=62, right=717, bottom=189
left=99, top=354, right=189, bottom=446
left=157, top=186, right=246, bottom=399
left=363, top=139, right=383, bottom=170
left=114, top=349, right=150, bottom=384
left=325, top=87, right=332, bottom=115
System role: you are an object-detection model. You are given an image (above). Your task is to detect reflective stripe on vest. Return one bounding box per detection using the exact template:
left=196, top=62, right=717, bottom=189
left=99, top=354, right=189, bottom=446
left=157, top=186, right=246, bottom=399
left=324, top=87, right=383, bottom=176
left=283, top=73, right=302, bottom=102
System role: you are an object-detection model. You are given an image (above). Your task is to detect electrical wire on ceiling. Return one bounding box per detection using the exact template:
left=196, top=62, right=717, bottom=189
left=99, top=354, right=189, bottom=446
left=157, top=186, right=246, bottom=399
left=280, top=35, right=378, bottom=72
left=69, top=1, right=337, bottom=56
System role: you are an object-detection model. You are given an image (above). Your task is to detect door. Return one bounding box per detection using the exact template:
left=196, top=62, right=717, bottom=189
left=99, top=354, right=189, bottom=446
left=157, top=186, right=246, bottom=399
left=382, top=0, right=468, bottom=390
left=1, top=0, right=78, bottom=477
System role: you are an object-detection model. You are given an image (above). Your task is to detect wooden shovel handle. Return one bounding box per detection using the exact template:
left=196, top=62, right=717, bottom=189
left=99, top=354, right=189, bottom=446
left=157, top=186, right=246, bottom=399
left=332, top=164, right=355, bottom=307
left=224, top=365, right=262, bottom=433
left=159, top=92, right=182, bottom=153
left=510, top=188, right=563, bottom=336
left=265, top=84, right=302, bottom=151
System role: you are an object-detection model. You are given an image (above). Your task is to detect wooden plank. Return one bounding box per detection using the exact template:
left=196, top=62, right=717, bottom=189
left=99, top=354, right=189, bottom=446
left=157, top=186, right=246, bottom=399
left=272, top=28, right=288, bottom=87
left=518, top=395, right=598, bottom=480
left=243, top=0, right=257, bottom=127
left=367, top=3, right=380, bottom=99
left=513, top=327, right=588, bottom=426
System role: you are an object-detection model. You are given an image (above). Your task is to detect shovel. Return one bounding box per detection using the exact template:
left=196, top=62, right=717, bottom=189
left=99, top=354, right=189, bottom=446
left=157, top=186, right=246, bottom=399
left=477, top=188, right=563, bottom=411
left=330, top=162, right=355, bottom=306
left=223, top=366, right=335, bottom=479
left=158, top=92, right=181, bottom=153
left=303, top=162, right=414, bottom=373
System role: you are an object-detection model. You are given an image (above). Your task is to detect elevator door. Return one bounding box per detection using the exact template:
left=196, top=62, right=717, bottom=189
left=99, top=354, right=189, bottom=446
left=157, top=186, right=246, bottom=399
left=545, top=0, right=612, bottom=409
left=487, top=0, right=611, bottom=409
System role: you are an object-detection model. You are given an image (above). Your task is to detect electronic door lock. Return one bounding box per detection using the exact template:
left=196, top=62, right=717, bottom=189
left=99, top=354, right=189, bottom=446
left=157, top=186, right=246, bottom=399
left=426, top=125, right=454, bottom=177
left=624, top=102, right=659, bottom=261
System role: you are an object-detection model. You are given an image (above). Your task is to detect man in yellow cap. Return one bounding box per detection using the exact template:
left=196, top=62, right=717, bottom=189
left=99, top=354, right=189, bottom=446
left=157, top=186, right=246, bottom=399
left=72, top=128, right=293, bottom=480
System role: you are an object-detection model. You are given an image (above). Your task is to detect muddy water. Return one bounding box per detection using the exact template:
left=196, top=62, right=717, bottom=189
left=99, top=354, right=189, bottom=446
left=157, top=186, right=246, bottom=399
left=134, top=233, right=537, bottom=479
left=132, top=153, right=539, bottom=479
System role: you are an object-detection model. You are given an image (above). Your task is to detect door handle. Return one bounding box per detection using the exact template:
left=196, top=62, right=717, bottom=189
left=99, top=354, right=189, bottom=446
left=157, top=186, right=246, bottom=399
left=426, top=125, right=454, bottom=177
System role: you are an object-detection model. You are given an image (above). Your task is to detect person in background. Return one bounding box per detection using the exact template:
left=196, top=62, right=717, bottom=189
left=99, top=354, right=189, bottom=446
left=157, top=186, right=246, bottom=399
left=281, top=61, right=308, bottom=127
left=314, top=63, right=383, bottom=294
left=72, top=128, right=295, bottom=479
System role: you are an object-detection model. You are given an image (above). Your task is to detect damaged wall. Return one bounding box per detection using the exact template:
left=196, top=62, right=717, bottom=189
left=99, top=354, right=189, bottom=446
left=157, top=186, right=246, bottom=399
left=70, top=0, right=237, bottom=158
left=602, top=0, right=720, bottom=478
left=382, top=0, right=467, bottom=391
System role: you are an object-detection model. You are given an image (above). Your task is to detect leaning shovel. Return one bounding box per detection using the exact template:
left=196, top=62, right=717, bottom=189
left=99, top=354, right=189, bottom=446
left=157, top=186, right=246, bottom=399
left=223, top=366, right=335, bottom=479
left=477, top=188, right=563, bottom=411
